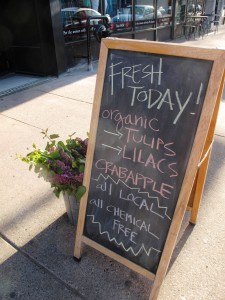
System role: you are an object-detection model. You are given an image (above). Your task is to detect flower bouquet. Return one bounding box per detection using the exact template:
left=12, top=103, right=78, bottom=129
left=19, top=129, right=87, bottom=200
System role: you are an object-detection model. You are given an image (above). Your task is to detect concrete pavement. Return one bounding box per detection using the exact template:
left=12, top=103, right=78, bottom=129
left=0, top=25, right=225, bottom=300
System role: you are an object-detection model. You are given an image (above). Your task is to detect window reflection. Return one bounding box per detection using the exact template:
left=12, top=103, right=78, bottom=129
left=157, top=0, right=172, bottom=27
left=108, top=0, right=172, bottom=32
left=60, top=0, right=173, bottom=39
left=175, top=0, right=204, bottom=24
left=61, top=0, right=103, bottom=42
left=109, top=0, right=133, bottom=33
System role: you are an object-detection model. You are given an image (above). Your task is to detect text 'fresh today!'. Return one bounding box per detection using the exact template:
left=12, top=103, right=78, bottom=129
left=109, top=56, right=204, bottom=124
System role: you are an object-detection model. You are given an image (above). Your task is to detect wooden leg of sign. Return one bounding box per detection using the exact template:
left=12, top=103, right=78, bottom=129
left=74, top=205, right=85, bottom=261
left=189, top=70, right=225, bottom=224
left=187, top=174, right=197, bottom=213
left=74, top=231, right=82, bottom=259
left=74, top=196, right=89, bottom=259
left=189, top=147, right=212, bottom=224
left=73, top=256, right=81, bottom=262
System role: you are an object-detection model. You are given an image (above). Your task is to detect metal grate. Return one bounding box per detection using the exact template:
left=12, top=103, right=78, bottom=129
left=0, top=74, right=55, bottom=97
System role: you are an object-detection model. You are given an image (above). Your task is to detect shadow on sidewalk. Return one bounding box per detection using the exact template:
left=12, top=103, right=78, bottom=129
left=0, top=66, right=97, bottom=114
left=0, top=214, right=153, bottom=300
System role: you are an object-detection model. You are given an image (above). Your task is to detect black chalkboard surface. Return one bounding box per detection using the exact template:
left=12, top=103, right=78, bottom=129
left=74, top=38, right=225, bottom=299
left=83, top=49, right=212, bottom=273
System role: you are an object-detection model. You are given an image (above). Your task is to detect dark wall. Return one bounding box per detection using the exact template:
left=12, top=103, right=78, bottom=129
left=49, top=0, right=66, bottom=74
left=0, top=0, right=66, bottom=76
left=0, top=0, right=38, bottom=74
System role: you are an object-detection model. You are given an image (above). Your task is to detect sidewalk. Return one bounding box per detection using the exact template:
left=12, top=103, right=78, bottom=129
left=0, top=26, right=225, bottom=300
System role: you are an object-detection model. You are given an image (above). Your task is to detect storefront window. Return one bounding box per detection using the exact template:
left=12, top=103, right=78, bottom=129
left=60, top=0, right=103, bottom=42
left=134, top=0, right=156, bottom=30
left=187, top=0, right=203, bottom=15
left=108, top=0, right=133, bottom=33
left=157, top=0, right=173, bottom=27
left=60, top=0, right=173, bottom=39
left=175, top=0, right=204, bottom=24
left=108, top=0, right=172, bottom=32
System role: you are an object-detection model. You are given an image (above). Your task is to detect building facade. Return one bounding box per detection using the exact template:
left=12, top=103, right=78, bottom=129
left=0, top=0, right=224, bottom=77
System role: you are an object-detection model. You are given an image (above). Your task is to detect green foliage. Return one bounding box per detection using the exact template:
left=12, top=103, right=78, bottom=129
left=19, top=129, right=88, bottom=200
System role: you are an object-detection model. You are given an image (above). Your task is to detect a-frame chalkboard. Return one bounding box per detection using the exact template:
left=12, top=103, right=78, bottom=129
left=74, top=38, right=225, bottom=299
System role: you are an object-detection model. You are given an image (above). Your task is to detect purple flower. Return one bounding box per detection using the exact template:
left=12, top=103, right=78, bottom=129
left=73, top=173, right=84, bottom=183
left=53, top=173, right=71, bottom=185
left=55, top=160, right=67, bottom=170
left=59, top=150, right=72, bottom=166
left=83, top=138, right=88, bottom=147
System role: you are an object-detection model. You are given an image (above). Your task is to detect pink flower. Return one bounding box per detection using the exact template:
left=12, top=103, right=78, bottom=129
left=73, top=173, right=84, bottom=183
left=53, top=174, right=71, bottom=185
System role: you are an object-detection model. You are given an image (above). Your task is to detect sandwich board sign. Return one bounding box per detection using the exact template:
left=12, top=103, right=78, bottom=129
left=74, top=38, right=225, bottom=299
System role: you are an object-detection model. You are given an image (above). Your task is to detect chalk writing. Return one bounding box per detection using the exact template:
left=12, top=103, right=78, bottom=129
left=108, top=57, right=204, bottom=125
left=102, top=110, right=160, bottom=132
left=84, top=49, right=212, bottom=273
left=109, top=59, right=163, bottom=96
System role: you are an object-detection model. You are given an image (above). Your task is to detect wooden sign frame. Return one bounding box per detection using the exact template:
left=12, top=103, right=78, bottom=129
left=187, top=69, right=225, bottom=225
left=74, top=38, right=225, bottom=299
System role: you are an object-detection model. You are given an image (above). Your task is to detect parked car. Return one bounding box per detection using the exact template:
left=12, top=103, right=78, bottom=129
left=61, top=7, right=110, bottom=27
left=131, top=5, right=162, bottom=19
left=111, top=5, right=162, bottom=23
left=111, top=13, right=132, bottom=23
left=61, top=7, right=111, bottom=42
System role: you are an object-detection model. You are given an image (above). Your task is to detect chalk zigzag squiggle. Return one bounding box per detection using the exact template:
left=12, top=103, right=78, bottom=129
left=87, top=214, right=161, bottom=257
left=92, top=173, right=171, bottom=220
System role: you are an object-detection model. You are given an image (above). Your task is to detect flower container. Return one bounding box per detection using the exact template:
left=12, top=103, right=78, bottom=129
left=62, top=192, right=80, bottom=225
left=18, top=129, right=88, bottom=225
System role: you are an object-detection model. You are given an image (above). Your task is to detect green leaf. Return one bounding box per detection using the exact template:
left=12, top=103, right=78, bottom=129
left=53, top=188, right=60, bottom=198
left=41, top=128, right=48, bottom=135
left=71, top=149, right=80, bottom=157
left=32, top=143, right=36, bottom=149
left=49, top=151, right=60, bottom=159
left=79, top=164, right=85, bottom=173
left=68, top=132, right=76, bottom=139
left=72, top=161, right=77, bottom=168
left=57, top=141, right=67, bottom=150
left=34, top=164, right=41, bottom=173
left=78, top=158, right=86, bottom=164
left=40, top=129, right=46, bottom=135
left=50, top=134, right=60, bottom=140
left=75, top=185, right=86, bottom=200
